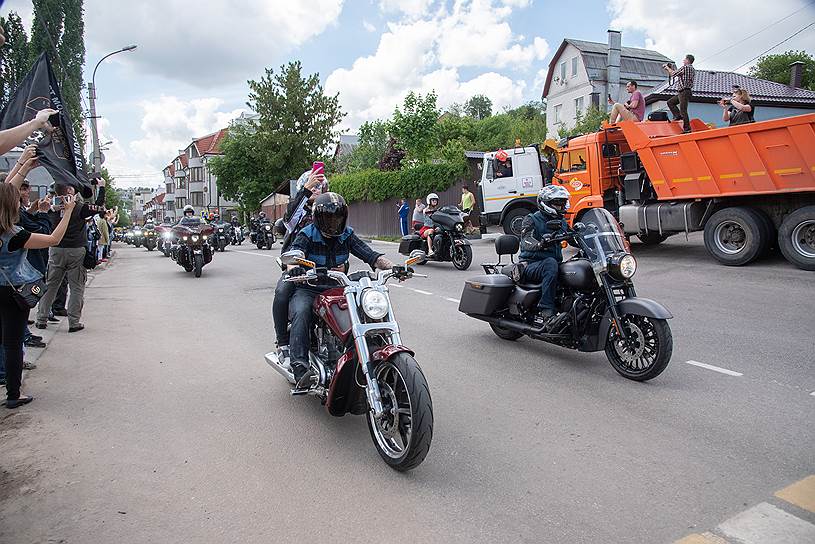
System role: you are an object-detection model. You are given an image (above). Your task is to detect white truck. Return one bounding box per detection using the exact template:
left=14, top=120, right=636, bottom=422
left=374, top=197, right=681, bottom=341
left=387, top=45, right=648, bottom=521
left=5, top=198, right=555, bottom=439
left=477, top=144, right=554, bottom=235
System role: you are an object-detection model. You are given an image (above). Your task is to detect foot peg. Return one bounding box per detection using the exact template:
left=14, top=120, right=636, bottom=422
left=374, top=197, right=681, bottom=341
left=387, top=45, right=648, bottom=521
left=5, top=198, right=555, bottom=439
left=290, top=387, right=310, bottom=396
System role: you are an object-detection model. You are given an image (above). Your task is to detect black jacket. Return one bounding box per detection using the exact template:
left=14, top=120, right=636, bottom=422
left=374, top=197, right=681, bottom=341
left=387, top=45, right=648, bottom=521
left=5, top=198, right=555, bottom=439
left=18, top=207, right=52, bottom=275
left=46, top=187, right=106, bottom=249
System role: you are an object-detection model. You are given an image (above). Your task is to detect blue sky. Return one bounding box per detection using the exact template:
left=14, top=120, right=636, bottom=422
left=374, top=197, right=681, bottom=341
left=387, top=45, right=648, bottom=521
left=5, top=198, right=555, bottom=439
left=2, top=0, right=813, bottom=187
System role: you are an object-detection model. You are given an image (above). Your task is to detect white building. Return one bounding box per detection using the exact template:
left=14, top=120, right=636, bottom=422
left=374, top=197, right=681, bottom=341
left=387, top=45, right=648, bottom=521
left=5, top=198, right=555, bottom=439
left=541, top=31, right=673, bottom=136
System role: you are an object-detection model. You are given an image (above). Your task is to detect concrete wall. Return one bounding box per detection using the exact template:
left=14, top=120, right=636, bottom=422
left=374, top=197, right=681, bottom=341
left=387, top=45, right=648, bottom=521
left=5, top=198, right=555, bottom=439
left=646, top=100, right=814, bottom=128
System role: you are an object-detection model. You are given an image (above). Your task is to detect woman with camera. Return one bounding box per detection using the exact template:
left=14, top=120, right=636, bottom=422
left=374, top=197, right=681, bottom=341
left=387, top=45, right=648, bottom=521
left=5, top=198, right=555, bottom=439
left=0, top=182, right=75, bottom=408
left=720, top=87, right=755, bottom=126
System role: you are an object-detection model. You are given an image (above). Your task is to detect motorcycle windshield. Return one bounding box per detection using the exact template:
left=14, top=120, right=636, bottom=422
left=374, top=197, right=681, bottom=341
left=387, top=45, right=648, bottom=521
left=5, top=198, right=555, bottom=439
left=579, top=208, right=628, bottom=267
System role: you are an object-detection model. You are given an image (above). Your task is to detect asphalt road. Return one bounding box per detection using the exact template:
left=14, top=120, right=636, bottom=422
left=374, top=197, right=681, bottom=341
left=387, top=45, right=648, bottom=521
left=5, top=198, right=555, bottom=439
left=1, top=233, right=812, bottom=543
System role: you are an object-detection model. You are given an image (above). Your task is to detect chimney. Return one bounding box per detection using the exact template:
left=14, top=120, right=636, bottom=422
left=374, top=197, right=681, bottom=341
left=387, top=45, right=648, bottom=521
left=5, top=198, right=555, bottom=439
left=607, top=30, right=622, bottom=106
left=789, top=61, right=804, bottom=88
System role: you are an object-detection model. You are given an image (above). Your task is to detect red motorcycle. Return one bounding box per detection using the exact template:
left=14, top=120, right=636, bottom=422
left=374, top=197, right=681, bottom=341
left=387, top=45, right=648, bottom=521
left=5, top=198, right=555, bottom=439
left=171, top=223, right=214, bottom=277
left=266, top=250, right=433, bottom=471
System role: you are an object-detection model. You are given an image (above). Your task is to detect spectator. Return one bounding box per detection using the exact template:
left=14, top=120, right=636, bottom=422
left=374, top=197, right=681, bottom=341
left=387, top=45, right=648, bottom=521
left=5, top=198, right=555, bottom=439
left=663, top=55, right=696, bottom=133
left=0, top=109, right=59, bottom=156
left=411, top=198, right=425, bottom=232
left=397, top=198, right=410, bottom=236
left=0, top=183, right=76, bottom=408
left=96, top=212, right=109, bottom=263
left=608, top=80, right=645, bottom=123
left=34, top=178, right=106, bottom=333
left=459, top=185, right=476, bottom=235
left=720, top=87, right=755, bottom=126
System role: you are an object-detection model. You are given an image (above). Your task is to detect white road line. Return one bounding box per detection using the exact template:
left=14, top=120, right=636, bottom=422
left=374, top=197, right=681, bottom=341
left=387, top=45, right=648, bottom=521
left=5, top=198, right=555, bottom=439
left=810, top=391, right=815, bottom=397
left=718, top=502, right=815, bottom=544
left=445, top=297, right=460, bottom=303
left=411, top=289, right=433, bottom=295
left=234, top=250, right=277, bottom=259
left=389, top=283, right=403, bottom=288
left=684, top=360, right=743, bottom=377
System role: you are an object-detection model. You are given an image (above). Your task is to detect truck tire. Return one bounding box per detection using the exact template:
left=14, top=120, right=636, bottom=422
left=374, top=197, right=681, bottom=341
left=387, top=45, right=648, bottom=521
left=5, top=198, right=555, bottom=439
left=637, top=232, right=668, bottom=246
left=703, top=207, right=765, bottom=266
left=502, top=207, right=533, bottom=236
left=777, top=206, right=815, bottom=271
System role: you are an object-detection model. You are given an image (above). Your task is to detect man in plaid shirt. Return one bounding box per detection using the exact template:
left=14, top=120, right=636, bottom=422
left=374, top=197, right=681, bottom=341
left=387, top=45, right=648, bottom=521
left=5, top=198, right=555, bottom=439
left=664, top=54, right=696, bottom=133
left=284, top=192, right=394, bottom=389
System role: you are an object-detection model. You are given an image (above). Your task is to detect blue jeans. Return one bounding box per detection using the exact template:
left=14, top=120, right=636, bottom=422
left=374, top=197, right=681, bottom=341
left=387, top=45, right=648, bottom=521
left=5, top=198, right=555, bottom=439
left=522, top=258, right=559, bottom=311
left=288, top=287, right=324, bottom=365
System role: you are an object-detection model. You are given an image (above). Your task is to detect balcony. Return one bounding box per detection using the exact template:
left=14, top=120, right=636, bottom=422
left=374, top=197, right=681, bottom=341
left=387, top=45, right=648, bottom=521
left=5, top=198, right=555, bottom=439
left=174, top=169, right=187, bottom=179
left=189, top=181, right=204, bottom=192
left=188, top=157, right=203, bottom=168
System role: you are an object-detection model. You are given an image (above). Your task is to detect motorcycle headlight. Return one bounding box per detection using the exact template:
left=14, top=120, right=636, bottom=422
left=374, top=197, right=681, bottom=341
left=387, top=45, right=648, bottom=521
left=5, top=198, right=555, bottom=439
left=455, top=223, right=463, bottom=231
left=608, top=253, right=637, bottom=281
left=361, top=289, right=389, bottom=320
left=182, top=236, right=189, bottom=241
left=162, top=232, right=172, bottom=239
left=203, top=235, right=208, bottom=240
left=218, top=228, right=224, bottom=232
left=265, top=225, right=271, bottom=230
left=192, top=235, right=200, bottom=242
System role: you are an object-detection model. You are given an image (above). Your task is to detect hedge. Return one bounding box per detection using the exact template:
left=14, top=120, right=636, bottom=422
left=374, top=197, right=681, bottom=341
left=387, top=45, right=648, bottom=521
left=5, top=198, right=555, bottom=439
left=330, top=161, right=467, bottom=203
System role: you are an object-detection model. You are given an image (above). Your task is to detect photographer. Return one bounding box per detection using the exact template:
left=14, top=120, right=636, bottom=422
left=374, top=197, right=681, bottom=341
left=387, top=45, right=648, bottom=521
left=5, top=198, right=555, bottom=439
left=663, top=54, right=696, bottom=133
left=720, top=87, right=755, bottom=126
left=34, top=177, right=106, bottom=333
left=608, top=80, right=645, bottom=123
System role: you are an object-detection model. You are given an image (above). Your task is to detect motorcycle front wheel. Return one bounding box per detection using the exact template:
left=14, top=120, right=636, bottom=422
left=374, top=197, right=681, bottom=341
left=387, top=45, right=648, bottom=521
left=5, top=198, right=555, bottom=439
left=367, top=353, right=433, bottom=471
left=605, top=315, right=672, bottom=381
left=452, top=244, right=473, bottom=270
left=193, top=254, right=204, bottom=278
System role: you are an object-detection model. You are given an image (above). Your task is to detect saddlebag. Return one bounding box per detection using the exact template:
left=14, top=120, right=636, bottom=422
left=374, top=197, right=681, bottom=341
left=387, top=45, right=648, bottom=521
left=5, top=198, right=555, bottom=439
left=399, top=235, right=422, bottom=254
left=458, top=275, right=515, bottom=315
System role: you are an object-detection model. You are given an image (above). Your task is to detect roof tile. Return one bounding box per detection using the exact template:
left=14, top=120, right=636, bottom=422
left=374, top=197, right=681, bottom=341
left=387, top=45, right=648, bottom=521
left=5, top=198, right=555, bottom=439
left=645, top=70, right=815, bottom=105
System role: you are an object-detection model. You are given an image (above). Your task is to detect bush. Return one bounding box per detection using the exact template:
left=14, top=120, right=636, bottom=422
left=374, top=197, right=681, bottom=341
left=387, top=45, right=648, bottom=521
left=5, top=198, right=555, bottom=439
left=331, top=161, right=467, bottom=203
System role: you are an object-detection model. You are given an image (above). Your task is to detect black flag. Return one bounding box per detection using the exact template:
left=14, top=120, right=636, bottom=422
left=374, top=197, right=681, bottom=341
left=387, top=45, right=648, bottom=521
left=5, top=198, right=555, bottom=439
left=0, top=52, right=92, bottom=198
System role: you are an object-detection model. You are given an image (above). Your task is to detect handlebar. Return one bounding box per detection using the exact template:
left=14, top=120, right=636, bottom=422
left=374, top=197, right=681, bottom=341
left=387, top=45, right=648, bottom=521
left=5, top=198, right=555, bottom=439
left=283, top=266, right=423, bottom=286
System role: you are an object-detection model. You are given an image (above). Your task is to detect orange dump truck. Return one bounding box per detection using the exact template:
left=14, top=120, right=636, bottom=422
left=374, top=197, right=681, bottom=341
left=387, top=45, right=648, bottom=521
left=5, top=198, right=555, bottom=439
left=553, top=113, right=815, bottom=270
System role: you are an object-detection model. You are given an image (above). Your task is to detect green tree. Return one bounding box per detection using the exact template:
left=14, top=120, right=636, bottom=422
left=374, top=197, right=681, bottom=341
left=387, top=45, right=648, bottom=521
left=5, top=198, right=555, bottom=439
left=99, top=168, right=131, bottom=226
left=465, top=94, right=493, bottom=120
left=28, top=0, right=86, bottom=154
left=389, top=91, right=439, bottom=162
left=0, top=12, right=30, bottom=109
left=559, top=106, right=606, bottom=138
left=748, top=50, right=814, bottom=90
left=339, top=120, right=388, bottom=173
left=210, top=61, right=344, bottom=210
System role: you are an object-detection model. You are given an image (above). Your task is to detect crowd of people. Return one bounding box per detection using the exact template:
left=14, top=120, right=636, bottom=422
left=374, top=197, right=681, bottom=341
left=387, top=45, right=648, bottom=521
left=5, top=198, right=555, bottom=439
left=0, top=115, right=108, bottom=409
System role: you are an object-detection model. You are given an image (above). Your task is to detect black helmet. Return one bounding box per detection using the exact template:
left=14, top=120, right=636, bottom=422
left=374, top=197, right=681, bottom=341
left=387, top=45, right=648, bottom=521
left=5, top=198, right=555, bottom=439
left=273, top=218, right=286, bottom=236
left=536, top=185, right=571, bottom=218
left=313, top=192, right=348, bottom=238
left=164, top=216, right=171, bottom=223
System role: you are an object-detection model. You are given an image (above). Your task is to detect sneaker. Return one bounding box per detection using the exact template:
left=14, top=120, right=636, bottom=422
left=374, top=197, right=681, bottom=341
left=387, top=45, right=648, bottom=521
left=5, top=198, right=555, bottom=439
left=52, top=309, right=68, bottom=317
left=276, top=345, right=291, bottom=371
left=35, top=322, right=47, bottom=329
left=22, top=361, right=37, bottom=370
left=292, top=362, right=316, bottom=391
left=28, top=334, right=43, bottom=342
left=47, top=316, right=59, bottom=323
left=68, top=324, right=85, bottom=333
left=24, top=338, right=46, bottom=348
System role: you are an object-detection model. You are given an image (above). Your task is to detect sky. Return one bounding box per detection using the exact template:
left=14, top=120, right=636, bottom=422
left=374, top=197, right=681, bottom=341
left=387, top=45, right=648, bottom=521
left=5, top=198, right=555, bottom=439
left=2, top=0, right=814, bottom=188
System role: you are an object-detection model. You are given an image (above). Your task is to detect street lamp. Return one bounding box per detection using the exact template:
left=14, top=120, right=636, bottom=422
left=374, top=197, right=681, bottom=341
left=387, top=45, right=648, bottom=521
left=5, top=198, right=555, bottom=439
left=88, top=45, right=137, bottom=180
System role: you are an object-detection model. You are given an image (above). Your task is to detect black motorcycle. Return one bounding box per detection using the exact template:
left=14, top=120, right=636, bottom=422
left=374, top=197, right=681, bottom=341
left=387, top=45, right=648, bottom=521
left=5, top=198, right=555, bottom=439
left=398, top=205, right=473, bottom=270
left=230, top=224, right=244, bottom=245
left=210, top=223, right=229, bottom=252
left=143, top=228, right=157, bottom=251
left=458, top=208, right=673, bottom=381
left=256, top=221, right=274, bottom=250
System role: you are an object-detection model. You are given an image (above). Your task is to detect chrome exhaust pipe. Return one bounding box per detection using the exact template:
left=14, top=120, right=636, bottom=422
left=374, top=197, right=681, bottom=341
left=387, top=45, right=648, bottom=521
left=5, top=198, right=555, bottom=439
left=264, top=351, right=295, bottom=384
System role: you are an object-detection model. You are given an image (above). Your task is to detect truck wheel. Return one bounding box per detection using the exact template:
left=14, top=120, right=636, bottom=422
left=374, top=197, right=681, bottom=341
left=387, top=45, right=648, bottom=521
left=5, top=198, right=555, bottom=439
left=637, top=232, right=668, bottom=246
left=502, top=207, right=532, bottom=236
left=703, top=207, right=765, bottom=266
left=750, top=208, right=776, bottom=256
left=778, top=206, right=815, bottom=271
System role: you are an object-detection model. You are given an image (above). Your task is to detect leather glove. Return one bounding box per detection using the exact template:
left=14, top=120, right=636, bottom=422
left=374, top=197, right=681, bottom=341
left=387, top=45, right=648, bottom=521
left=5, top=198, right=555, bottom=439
left=287, top=266, right=306, bottom=277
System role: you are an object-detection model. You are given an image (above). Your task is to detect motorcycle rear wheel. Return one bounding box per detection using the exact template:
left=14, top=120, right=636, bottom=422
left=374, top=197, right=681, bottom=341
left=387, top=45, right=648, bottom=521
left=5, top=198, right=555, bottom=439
left=367, top=353, right=433, bottom=471
left=605, top=315, right=672, bottom=381
left=193, top=254, right=204, bottom=278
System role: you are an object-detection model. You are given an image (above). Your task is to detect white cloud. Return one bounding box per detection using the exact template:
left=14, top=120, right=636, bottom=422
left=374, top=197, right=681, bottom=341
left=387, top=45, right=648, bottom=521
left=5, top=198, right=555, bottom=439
left=363, top=20, right=377, bottom=33
left=83, top=0, right=345, bottom=87
left=327, top=0, right=548, bottom=128
left=608, top=0, right=815, bottom=72
left=379, top=0, right=437, bottom=18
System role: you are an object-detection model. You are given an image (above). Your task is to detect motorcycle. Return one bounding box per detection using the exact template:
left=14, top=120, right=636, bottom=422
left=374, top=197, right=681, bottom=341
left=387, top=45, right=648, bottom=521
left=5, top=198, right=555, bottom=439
left=143, top=229, right=157, bottom=251
left=256, top=221, right=274, bottom=250
left=156, top=226, right=174, bottom=257
left=231, top=224, right=244, bottom=245
left=458, top=208, right=673, bottom=381
left=132, top=228, right=143, bottom=248
left=265, top=250, right=433, bottom=471
left=398, top=205, right=473, bottom=270
left=171, top=223, right=214, bottom=278
left=210, top=223, right=229, bottom=252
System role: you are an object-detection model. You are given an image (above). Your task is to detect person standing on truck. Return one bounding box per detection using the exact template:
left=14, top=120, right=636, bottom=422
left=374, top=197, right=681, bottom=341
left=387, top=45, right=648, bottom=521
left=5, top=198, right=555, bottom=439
left=720, top=87, right=755, bottom=126
left=663, top=54, right=696, bottom=133
left=608, top=81, right=645, bottom=123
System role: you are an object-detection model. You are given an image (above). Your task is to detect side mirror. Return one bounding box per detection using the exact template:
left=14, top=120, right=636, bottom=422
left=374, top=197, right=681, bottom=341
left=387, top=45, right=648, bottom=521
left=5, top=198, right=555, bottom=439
left=546, top=219, right=563, bottom=231
left=406, top=250, right=427, bottom=266
left=281, top=250, right=315, bottom=268
left=573, top=222, right=586, bottom=232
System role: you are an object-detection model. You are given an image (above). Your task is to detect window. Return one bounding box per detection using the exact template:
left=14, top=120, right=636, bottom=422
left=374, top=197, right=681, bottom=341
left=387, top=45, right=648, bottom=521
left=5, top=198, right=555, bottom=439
left=557, top=151, right=570, bottom=173
left=485, top=158, right=495, bottom=180
left=166, top=183, right=174, bottom=194
left=494, top=157, right=513, bottom=178
left=554, top=104, right=562, bottom=123
left=571, top=57, right=578, bottom=77
left=190, top=167, right=204, bottom=182
left=190, top=192, right=204, bottom=206
left=177, top=179, right=187, bottom=189
left=560, top=62, right=566, bottom=81
left=175, top=197, right=186, bottom=208
left=568, top=148, right=587, bottom=172
left=167, top=202, right=175, bottom=211
left=574, top=96, right=584, bottom=114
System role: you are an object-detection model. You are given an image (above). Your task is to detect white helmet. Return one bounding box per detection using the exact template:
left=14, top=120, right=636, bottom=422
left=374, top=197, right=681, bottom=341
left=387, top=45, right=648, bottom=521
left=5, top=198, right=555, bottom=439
left=536, top=185, right=570, bottom=217
left=426, top=193, right=439, bottom=205
left=183, top=204, right=194, bottom=216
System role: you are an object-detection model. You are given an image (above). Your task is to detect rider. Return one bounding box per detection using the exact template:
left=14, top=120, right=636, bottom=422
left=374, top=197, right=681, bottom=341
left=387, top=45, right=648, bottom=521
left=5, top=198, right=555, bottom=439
left=178, top=204, right=202, bottom=226
left=519, top=185, right=571, bottom=328
left=284, top=192, right=394, bottom=389
left=420, top=193, right=439, bottom=256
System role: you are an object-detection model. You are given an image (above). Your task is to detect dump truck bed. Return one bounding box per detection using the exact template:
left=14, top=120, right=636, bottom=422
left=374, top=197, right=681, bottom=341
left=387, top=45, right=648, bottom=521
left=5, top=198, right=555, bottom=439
left=618, top=113, right=815, bottom=200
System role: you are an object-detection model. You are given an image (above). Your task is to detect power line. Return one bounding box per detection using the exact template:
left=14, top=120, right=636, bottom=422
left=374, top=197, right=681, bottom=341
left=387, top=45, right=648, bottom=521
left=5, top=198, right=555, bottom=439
left=699, top=1, right=815, bottom=63
left=730, top=20, right=815, bottom=72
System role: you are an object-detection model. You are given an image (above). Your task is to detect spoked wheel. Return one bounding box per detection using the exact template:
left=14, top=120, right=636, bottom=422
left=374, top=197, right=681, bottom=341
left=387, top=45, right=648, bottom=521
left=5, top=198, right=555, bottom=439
left=452, top=244, right=473, bottom=270
left=193, top=254, right=204, bottom=278
left=605, top=315, right=672, bottom=381
left=366, top=353, right=433, bottom=471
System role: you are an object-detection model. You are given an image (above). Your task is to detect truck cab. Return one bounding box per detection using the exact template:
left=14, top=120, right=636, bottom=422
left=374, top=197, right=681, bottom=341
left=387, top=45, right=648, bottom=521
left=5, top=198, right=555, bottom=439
left=478, top=145, right=554, bottom=235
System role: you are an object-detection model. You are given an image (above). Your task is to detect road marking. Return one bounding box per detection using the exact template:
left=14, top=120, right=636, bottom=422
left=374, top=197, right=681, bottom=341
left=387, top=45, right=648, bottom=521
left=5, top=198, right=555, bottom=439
left=444, top=297, right=460, bottom=303
left=717, top=502, right=815, bottom=544
left=674, top=533, right=730, bottom=544
left=810, top=391, right=815, bottom=397
left=776, top=476, right=815, bottom=514
left=684, top=360, right=743, bottom=377
left=411, top=289, right=433, bottom=295
left=234, top=250, right=277, bottom=259
left=389, top=283, right=403, bottom=288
